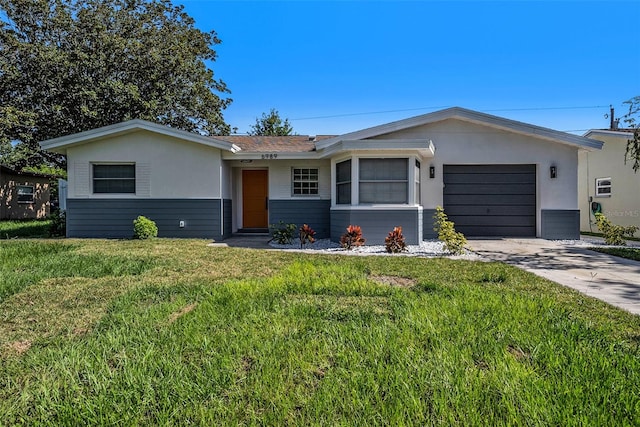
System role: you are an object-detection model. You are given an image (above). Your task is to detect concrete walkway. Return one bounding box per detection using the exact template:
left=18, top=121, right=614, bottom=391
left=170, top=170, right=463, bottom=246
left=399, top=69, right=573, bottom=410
left=467, top=238, right=640, bottom=315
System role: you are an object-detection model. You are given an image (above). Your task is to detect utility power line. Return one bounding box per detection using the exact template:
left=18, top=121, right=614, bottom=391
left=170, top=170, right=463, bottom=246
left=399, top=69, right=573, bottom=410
left=291, top=105, right=608, bottom=121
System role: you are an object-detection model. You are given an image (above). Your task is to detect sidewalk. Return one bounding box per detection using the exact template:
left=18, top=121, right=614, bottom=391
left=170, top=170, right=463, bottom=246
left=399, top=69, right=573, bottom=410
left=467, top=238, right=640, bottom=315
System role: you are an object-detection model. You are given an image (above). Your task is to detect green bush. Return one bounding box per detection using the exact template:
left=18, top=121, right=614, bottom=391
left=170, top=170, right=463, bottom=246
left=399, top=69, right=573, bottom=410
left=594, top=213, right=638, bottom=246
left=433, top=206, right=467, bottom=255
left=133, top=215, right=158, bottom=240
left=269, top=221, right=296, bottom=244
left=48, top=210, right=66, bottom=237
left=385, top=226, right=407, bottom=253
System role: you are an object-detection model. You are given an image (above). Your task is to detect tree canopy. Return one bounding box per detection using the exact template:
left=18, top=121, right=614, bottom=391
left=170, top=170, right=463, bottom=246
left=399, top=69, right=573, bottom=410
left=622, top=96, right=640, bottom=173
left=0, top=0, right=232, bottom=169
left=248, top=108, right=294, bottom=136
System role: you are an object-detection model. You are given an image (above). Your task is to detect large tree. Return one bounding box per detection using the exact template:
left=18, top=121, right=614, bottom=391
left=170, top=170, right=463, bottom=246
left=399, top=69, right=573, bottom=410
left=248, top=108, right=294, bottom=136
left=622, top=96, right=640, bottom=173
left=0, top=0, right=232, bottom=169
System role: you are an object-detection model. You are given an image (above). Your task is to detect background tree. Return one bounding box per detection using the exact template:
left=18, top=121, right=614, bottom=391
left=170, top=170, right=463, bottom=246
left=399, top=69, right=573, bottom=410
left=0, top=0, right=232, bottom=170
left=248, top=108, right=294, bottom=136
left=622, top=96, right=640, bottom=173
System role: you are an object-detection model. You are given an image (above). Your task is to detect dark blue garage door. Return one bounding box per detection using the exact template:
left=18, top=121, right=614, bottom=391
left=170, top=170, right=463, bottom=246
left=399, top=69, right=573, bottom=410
left=443, top=164, right=536, bottom=237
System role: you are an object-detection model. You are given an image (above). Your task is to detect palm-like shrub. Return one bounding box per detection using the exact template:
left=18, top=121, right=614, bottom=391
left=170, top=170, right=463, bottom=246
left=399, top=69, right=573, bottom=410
left=340, top=225, right=366, bottom=250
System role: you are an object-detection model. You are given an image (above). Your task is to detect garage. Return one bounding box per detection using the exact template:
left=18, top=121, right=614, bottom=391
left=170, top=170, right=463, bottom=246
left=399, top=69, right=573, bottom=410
left=443, top=164, right=536, bottom=237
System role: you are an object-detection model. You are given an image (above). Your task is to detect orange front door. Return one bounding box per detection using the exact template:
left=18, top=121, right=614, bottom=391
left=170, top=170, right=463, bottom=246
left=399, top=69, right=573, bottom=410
left=242, top=170, right=268, bottom=228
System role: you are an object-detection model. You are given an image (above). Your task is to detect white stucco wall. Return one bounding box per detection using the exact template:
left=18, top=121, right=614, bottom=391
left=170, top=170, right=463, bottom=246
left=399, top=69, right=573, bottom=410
left=66, top=130, right=224, bottom=199
left=578, top=131, right=640, bottom=231
left=225, top=159, right=330, bottom=230
left=370, top=119, right=580, bottom=235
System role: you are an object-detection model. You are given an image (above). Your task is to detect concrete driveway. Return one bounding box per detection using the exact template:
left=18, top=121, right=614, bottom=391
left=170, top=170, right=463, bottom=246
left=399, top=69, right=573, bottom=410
left=467, top=238, right=640, bottom=315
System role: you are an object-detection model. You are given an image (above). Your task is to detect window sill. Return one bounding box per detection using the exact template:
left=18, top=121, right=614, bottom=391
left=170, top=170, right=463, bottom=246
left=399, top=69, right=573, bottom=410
left=332, top=204, right=422, bottom=210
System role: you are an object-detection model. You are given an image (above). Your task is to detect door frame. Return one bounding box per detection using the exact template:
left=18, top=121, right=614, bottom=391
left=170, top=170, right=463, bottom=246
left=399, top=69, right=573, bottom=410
left=240, top=168, right=269, bottom=229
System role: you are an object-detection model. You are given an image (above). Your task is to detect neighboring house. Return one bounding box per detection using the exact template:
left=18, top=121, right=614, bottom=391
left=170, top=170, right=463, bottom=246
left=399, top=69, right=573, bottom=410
left=0, top=165, right=52, bottom=220
left=39, top=107, right=603, bottom=243
left=578, top=129, right=640, bottom=233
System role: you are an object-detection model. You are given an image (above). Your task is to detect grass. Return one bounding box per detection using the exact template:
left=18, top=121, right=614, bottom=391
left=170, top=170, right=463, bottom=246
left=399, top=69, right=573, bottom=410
left=589, top=247, right=640, bottom=262
left=0, top=219, right=52, bottom=239
left=1, top=239, right=639, bottom=425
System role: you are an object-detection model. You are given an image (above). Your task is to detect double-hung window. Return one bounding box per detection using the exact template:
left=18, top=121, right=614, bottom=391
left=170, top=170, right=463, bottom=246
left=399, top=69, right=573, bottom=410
left=17, top=185, right=34, bottom=203
left=292, top=168, right=318, bottom=195
left=336, top=160, right=351, bottom=204
left=359, top=158, right=408, bottom=204
left=93, top=164, right=136, bottom=194
left=595, top=177, right=611, bottom=197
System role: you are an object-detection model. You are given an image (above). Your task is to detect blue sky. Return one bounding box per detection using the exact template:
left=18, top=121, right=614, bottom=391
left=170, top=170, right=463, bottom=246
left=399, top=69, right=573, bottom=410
left=178, top=0, right=640, bottom=136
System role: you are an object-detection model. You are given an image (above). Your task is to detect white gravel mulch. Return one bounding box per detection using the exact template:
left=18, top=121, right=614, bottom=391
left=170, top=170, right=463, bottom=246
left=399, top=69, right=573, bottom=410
left=554, top=236, right=640, bottom=248
left=269, top=239, right=481, bottom=259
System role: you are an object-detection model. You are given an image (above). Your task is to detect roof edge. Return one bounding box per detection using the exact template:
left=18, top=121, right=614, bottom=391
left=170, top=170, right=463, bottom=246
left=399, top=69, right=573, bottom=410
left=39, top=119, right=239, bottom=153
left=316, top=107, right=604, bottom=151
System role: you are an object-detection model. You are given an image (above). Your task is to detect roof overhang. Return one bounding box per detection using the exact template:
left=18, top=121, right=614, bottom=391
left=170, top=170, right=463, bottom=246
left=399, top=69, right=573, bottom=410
left=583, top=129, right=637, bottom=139
left=38, top=119, right=240, bottom=154
left=317, top=139, right=435, bottom=158
left=316, top=107, right=604, bottom=152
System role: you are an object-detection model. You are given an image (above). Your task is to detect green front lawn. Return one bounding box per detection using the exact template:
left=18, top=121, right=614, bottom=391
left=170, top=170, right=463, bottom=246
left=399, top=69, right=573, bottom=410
left=590, top=247, right=640, bottom=262
left=1, top=239, right=638, bottom=425
left=0, top=219, right=51, bottom=239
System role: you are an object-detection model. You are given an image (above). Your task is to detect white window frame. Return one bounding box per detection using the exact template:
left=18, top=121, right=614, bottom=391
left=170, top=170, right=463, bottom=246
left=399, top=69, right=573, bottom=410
left=291, top=167, right=319, bottom=196
left=335, top=159, right=352, bottom=205
left=92, top=163, right=136, bottom=194
left=17, top=185, right=35, bottom=203
left=595, top=177, right=611, bottom=197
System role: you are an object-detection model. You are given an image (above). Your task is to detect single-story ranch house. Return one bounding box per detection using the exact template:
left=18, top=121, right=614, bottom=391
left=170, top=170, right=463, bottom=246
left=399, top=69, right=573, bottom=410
left=0, top=165, right=52, bottom=220
left=39, top=107, right=604, bottom=243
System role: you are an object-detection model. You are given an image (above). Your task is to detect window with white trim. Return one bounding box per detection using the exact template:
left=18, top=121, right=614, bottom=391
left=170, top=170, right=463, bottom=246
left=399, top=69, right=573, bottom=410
left=292, top=168, right=318, bottom=195
left=359, top=158, right=408, bottom=204
left=336, top=160, right=351, bottom=204
left=93, top=164, right=136, bottom=194
left=595, top=177, right=611, bottom=197
left=17, top=185, right=34, bottom=203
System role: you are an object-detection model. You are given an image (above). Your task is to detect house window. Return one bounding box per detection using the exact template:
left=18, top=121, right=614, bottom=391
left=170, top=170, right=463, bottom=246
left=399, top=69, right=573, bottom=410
left=595, top=177, right=611, bottom=197
left=336, top=160, right=351, bottom=204
left=93, top=164, right=136, bottom=194
left=292, top=168, right=319, bottom=195
left=17, top=185, right=34, bottom=203
left=359, top=158, right=408, bottom=204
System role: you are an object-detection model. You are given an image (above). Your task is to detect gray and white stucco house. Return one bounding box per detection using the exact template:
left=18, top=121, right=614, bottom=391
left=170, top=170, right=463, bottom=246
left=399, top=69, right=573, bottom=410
left=39, top=107, right=603, bottom=243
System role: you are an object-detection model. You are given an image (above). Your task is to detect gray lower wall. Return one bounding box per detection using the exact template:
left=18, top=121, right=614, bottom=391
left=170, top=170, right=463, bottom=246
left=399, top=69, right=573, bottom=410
left=331, top=208, right=422, bottom=245
left=67, top=198, right=225, bottom=239
left=223, top=199, right=233, bottom=239
left=422, top=209, right=437, bottom=239
left=269, top=199, right=331, bottom=238
left=541, top=209, right=580, bottom=240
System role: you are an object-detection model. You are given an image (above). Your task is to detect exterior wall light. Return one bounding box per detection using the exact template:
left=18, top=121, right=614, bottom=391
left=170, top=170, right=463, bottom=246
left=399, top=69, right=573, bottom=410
left=429, top=166, right=435, bottom=179
left=550, top=166, right=557, bottom=179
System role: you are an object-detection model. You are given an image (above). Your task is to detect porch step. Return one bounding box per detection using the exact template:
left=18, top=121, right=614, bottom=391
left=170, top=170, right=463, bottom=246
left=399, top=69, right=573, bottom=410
left=236, top=228, right=270, bottom=235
